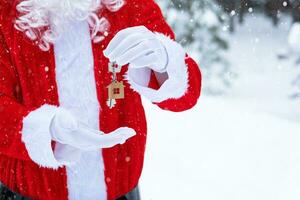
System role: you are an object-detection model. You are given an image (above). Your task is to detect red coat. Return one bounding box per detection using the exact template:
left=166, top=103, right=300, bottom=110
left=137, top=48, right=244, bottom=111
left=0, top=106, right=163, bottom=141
left=0, top=0, right=202, bottom=199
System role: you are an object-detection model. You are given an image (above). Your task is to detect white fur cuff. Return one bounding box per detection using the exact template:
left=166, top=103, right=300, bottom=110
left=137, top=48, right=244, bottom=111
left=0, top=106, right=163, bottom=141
left=125, top=33, right=189, bottom=103
left=22, top=104, right=63, bottom=169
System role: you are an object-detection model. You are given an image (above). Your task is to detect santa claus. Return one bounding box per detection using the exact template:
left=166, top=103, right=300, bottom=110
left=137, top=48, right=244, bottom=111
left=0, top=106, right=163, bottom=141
left=0, top=0, right=201, bottom=199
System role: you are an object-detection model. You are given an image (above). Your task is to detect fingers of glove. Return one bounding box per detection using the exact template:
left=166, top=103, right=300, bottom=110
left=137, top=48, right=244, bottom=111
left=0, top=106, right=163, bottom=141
left=70, top=127, right=106, bottom=146
left=104, top=26, right=148, bottom=57
left=129, top=52, right=159, bottom=69
left=71, top=126, right=136, bottom=149
left=50, top=123, right=105, bottom=150
left=116, top=38, right=166, bottom=67
left=93, top=127, right=136, bottom=148
left=152, top=48, right=169, bottom=72
left=115, top=40, right=159, bottom=66
left=106, top=32, right=154, bottom=61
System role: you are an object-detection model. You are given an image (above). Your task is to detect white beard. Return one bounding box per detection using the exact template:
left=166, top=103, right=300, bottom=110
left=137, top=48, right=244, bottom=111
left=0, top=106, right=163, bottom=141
left=15, top=0, right=124, bottom=51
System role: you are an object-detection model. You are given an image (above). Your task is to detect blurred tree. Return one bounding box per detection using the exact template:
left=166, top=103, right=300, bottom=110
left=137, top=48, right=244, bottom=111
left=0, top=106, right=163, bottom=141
left=218, top=0, right=295, bottom=27
left=215, top=0, right=237, bottom=32
left=237, top=0, right=249, bottom=23
left=290, top=0, right=300, bottom=22
left=157, top=0, right=233, bottom=95
left=264, top=0, right=288, bottom=26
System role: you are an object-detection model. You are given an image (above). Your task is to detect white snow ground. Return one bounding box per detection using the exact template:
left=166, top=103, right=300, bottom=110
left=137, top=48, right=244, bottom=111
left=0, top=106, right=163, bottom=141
left=140, top=15, right=300, bottom=200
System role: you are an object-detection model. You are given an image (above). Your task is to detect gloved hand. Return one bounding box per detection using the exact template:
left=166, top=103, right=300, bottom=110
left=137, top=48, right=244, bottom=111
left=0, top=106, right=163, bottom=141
left=50, top=108, right=136, bottom=151
left=103, top=26, right=168, bottom=73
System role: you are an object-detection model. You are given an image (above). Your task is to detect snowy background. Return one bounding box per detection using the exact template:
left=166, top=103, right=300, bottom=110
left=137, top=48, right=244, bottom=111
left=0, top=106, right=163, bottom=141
left=140, top=1, right=300, bottom=199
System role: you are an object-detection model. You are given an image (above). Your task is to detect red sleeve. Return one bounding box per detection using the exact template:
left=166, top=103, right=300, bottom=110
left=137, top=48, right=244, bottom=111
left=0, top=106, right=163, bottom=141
left=0, top=28, right=31, bottom=161
left=129, top=0, right=202, bottom=112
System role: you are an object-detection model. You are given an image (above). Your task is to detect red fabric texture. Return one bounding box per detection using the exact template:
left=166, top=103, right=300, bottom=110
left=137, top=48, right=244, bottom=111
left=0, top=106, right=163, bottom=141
left=0, top=0, right=202, bottom=199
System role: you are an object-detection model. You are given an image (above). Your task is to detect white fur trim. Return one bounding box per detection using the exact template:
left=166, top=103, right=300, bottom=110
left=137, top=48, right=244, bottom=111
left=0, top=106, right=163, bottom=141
left=125, top=33, right=189, bottom=103
left=22, top=104, right=63, bottom=169
left=53, top=20, right=106, bottom=200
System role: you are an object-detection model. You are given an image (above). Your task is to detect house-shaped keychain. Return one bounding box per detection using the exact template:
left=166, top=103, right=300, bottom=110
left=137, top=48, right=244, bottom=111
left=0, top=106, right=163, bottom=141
left=106, top=62, right=125, bottom=108
left=107, top=81, right=125, bottom=100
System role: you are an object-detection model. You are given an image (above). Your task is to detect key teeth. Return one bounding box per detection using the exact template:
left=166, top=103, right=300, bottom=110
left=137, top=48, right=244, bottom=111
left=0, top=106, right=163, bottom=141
left=106, top=99, right=116, bottom=109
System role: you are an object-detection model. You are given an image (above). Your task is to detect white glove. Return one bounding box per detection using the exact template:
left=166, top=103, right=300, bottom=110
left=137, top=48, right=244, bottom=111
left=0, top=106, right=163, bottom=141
left=50, top=108, right=136, bottom=151
left=103, top=26, right=168, bottom=73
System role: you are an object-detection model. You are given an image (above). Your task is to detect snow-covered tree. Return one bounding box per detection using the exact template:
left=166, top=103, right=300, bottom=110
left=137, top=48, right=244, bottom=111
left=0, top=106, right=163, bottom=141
left=157, top=0, right=232, bottom=95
